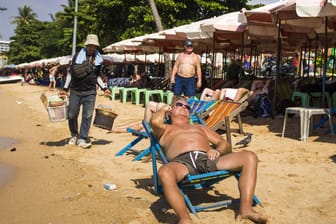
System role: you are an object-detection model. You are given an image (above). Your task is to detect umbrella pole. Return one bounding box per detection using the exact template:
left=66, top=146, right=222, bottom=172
left=308, top=39, right=311, bottom=77
left=254, top=46, right=258, bottom=78
left=322, top=16, right=328, bottom=107
left=304, top=45, right=307, bottom=77
left=240, top=32, right=245, bottom=85
left=314, top=35, right=318, bottom=78
left=210, top=32, right=216, bottom=88
left=273, top=18, right=281, bottom=119
left=332, top=49, right=335, bottom=78
left=223, top=47, right=227, bottom=80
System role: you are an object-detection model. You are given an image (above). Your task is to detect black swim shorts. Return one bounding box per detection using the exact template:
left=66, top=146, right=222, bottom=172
left=171, top=150, right=219, bottom=175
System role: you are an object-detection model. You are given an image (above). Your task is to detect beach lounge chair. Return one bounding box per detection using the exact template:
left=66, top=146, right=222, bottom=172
left=115, top=128, right=150, bottom=161
left=187, top=98, right=216, bottom=123
left=142, top=120, right=262, bottom=215
left=196, top=100, right=249, bottom=148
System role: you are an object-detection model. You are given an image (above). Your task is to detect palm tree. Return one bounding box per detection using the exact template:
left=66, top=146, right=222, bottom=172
left=11, top=5, right=37, bottom=26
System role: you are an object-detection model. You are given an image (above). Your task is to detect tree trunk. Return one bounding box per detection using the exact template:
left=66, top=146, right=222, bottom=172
left=147, top=0, right=171, bottom=80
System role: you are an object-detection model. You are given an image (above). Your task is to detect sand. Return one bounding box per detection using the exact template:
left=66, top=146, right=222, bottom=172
left=0, top=82, right=335, bottom=224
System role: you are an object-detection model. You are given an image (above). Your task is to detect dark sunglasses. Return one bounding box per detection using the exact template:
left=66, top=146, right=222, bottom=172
left=175, top=102, right=191, bottom=111
left=186, top=45, right=193, bottom=48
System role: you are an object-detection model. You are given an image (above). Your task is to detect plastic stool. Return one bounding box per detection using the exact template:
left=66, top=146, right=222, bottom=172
left=109, top=86, right=124, bottom=101
left=305, top=108, right=334, bottom=141
left=282, top=107, right=306, bottom=141
left=291, top=91, right=310, bottom=107
left=144, top=90, right=164, bottom=106
left=131, top=88, right=147, bottom=105
left=120, top=87, right=138, bottom=103
left=163, top=91, right=174, bottom=105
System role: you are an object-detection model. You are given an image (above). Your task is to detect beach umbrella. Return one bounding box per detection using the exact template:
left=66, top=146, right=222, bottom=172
left=200, top=11, right=249, bottom=83
left=201, top=10, right=248, bottom=53
left=154, top=19, right=213, bottom=53
left=174, top=19, right=213, bottom=40
left=103, top=33, right=162, bottom=54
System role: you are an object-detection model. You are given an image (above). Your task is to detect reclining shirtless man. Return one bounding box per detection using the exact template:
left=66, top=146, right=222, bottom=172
left=150, top=96, right=267, bottom=224
left=200, top=87, right=250, bottom=102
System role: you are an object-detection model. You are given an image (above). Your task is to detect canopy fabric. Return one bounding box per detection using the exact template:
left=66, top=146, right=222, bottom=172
left=296, top=0, right=336, bottom=17
left=103, top=33, right=162, bottom=53
left=103, top=53, right=166, bottom=64
left=201, top=11, right=247, bottom=35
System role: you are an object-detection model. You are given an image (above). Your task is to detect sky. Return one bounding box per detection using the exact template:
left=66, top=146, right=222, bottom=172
left=0, top=0, right=67, bottom=41
left=0, top=0, right=278, bottom=42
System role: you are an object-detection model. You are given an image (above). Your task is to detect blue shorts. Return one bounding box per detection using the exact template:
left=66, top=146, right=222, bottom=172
left=173, top=74, right=196, bottom=97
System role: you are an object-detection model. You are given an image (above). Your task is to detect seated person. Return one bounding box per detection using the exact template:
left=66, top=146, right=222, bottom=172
left=199, top=88, right=220, bottom=101
left=150, top=96, right=268, bottom=224
left=219, top=87, right=250, bottom=102
left=127, top=71, right=148, bottom=88
left=200, top=87, right=250, bottom=102
left=247, top=79, right=272, bottom=106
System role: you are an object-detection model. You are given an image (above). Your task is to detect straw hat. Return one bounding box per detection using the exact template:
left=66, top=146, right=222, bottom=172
left=84, top=34, right=100, bottom=47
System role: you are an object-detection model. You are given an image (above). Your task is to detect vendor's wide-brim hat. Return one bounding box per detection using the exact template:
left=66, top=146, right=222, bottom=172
left=84, top=34, right=100, bottom=47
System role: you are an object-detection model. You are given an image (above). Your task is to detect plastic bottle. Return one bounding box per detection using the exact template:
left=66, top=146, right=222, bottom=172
left=103, top=183, right=116, bottom=190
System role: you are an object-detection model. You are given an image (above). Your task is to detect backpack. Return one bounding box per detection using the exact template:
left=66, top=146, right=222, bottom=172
left=255, top=94, right=272, bottom=118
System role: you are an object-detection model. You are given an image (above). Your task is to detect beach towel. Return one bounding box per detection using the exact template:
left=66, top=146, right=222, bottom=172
left=75, top=48, right=103, bottom=65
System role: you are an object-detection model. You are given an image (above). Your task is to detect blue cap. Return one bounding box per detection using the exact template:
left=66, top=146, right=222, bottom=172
left=184, top=39, right=192, bottom=46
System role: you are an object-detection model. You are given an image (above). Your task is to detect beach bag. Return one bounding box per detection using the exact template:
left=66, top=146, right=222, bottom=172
left=70, top=60, right=93, bottom=78
left=255, top=94, right=272, bottom=118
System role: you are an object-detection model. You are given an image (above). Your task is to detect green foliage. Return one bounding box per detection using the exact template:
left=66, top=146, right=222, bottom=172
left=9, top=21, right=43, bottom=64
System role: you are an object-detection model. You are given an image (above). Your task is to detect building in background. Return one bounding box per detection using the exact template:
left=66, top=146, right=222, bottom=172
left=0, top=40, right=9, bottom=67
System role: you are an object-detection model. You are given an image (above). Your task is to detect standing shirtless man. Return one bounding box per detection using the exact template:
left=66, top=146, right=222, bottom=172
left=150, top=96, right=267, bottom=224
left=170, top=40, right=202, bottom=98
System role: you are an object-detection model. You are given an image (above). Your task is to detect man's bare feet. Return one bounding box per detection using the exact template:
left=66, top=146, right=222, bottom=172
left=238, top=211, right=268, bottom=223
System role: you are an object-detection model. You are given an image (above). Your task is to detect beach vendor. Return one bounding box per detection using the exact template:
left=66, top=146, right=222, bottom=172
left=59, top=34, right=111, bottom=148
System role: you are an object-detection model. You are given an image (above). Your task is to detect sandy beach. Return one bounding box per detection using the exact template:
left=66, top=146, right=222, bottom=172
left=0, top=82, right=335, bottom=224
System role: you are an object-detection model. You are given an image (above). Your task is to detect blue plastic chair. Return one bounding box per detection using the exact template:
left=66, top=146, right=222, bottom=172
left=142, top=120, right=262, bottom=215
left=187, top=98, right=215, bottom=123
left=115, top=128, right=150, bottom=161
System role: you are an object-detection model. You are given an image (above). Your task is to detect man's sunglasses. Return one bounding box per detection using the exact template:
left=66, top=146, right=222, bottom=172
left=175, top=102, right=191, bottom=111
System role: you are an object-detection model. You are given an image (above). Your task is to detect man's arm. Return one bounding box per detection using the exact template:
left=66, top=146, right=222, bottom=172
left=150, top=105, right=171, bottom=139
left=195, top=54, right=202, bottom=89
left=201, top=125, right=231, bottom=155
left=170, top=55, right=180, bottom=84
